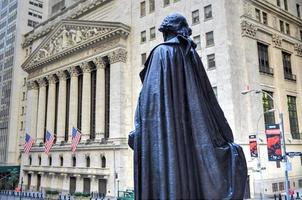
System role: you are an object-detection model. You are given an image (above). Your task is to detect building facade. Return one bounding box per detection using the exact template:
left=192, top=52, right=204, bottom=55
left=0, top=0, right=47, bottom=168
left=19, top=0, right=302, bottom=198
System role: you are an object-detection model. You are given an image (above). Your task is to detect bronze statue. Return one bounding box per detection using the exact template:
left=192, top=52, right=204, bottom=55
left=129, top=13, right=247, bottom=199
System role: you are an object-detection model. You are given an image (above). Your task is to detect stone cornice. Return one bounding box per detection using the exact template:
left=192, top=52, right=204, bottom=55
left=21, top=20, right=130, bottom=73
left=244, top=0, right=302, bottom=26
left=23, top=0, right=113, bottom=46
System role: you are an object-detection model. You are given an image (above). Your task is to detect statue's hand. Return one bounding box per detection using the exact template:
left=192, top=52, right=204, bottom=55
left=128, top=130, right=135, bottom=150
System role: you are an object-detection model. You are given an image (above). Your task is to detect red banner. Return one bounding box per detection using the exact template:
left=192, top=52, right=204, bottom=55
left=249, top=135, right=258, bottom=158
left=265, top=124, right=282, bottom=161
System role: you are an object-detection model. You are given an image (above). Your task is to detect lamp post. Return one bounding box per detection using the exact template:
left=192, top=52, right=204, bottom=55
left=241, top=89, right=289, bottom=200
left=255, top=108, right=275, bottom=199
left=20, top=177, right=23, bottom=200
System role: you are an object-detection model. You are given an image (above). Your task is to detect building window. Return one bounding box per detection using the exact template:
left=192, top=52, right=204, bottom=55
left=262, top=91, right=275, bottom=125
left=284, top=0, right=288, bottom=11
left=262, top=12, right=268, bottom=25
left=29, top=156, right=32, bottom=165
left=272, top=183, right=278, bottom=192
left=205, top=31, right=214, bottom=46
left=27, top=19, right=38, bottom=27
left=20, top=121, right=23, bottom=130
left=300, top=156, right=302, bottom=165
left=192, top=10, right=199, bottom=24
left=282, top=52, right=296, bottom=81
left=279, top=182, right=284, bottom=191
left=287, top=96, right=300, bottom=139
left=277, top=0, right=280, bottom=6
left=101, top=156, right=106, bottom=168
left=204, top=5, right=212, bottom=20
left=141, top=53, right=147, bottom=65
left=21, top=106, right=24, bottom=115
left=299, top=179, right=302, bottom=188
left=86, top=156, right=90, bottom=168
left=51, top=0, right=65, bottom=14
left=257, top=43, right=273, bottom=75
left=300, top=30, right=302, bottom=40
left=90, top=67, right=96, bottom=140
left=193, top=35, right=201, bottom=50
left=140, top=1, right=146, bottom=17
left=212, top=87, right=217, bottom=98
left=207, top=54, right=216, bottom=69
left=297, top=4, right=301, bottom=17
left=141, top=31, right=146, bottom=43
left=276, top=160, right=281, bottom=168
left=255, top=9, right=261, bottom=22
left=163, top=0, right=170, bottom=7
left=72, top=156, right=76, bottom=167
left=280, top=20, right=284, bottom=33
left=149, top=0, right=155, bottom=13
left=48, top=156, right=52, bottom=166
left=22, top=92, right=25, bottom=100
left=38, top=156, right=41, bottom=166
left=60, top=156, right=63, bottom=166
left=285, top=23, right=290, bottom=35
left=150, top=27, right=156, bottom=40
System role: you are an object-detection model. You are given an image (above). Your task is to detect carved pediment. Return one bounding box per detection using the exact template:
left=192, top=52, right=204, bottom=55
left=22, top=20, right=130, bottom=72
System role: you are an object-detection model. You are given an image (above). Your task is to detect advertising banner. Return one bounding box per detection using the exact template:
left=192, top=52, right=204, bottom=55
left=249, top=135, right=258, bottom=157
left=265, top=124, right=283, bottom=161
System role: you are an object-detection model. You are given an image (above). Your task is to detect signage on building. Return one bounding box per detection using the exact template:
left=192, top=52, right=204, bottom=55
left=249, top=135, right=258, bottom=157
left=265, top=124, right=282, bottom=161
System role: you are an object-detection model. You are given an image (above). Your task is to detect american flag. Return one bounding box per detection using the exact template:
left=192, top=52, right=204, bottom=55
left=24, top=133, right=34, bottom=154
left=44, top=131, right=54, bottom=154
left=71, top=127, right=81, bottom=152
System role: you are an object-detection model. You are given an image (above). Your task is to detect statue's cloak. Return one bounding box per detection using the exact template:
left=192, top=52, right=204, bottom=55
left=129, top=35, right=247, bottom=199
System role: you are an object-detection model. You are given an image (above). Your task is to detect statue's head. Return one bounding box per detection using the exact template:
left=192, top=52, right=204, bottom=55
left=159, top=13, right=192, bottom=41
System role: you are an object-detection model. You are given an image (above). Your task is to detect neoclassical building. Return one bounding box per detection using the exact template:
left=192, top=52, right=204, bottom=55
left=19, top=0, right=302, bottom=198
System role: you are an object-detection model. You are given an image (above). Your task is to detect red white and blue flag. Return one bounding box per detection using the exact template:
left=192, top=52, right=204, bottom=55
left=24, top=133, right=34, bottom=154
left=71, top=127, right=81, bottom=152
left=44, top=131, right=54, bottom=154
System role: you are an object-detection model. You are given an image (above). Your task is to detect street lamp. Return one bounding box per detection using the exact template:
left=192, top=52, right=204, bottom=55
left=241, top=89, right=289, bottom=200
left=255, top=108, right=275, bottom=199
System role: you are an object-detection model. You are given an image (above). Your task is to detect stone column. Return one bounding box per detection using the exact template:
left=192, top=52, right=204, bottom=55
left=80, top=62, right=92, bottom=141
left=56, top=71, right=68, bottom=143
left=26, top=81, right=39, bottom=138
left=68, top=67, right=79, bottom=142
left=75, top=175, right=83, bottom=193
left=31, top=173, right=37, bottom=191
left=36, top=78, right=47, bottom=144
left=46, top=74, right=57, bottom=137
left=62, top=174, right=70, bottom=193
left=108, top=49, right=131, bottom=140
left=93, top=57, right=106, bottom=140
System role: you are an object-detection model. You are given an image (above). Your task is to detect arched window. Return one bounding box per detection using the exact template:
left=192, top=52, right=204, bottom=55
left=48, top=156, right=52, bottom=166
left=72, top=156, right=76, bottom=167
left=29, top=155, right=32, bottom=165
left=60, top=156, right=64, bottom=167
left=38, top=155, right=41, bottom=166
left=101, top=156, right=106, bottom=168
left=86, top=156, right=90, bottom=168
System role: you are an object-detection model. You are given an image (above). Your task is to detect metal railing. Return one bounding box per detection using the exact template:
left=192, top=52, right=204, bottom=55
left=259, top=66, right=274, bottom=75
left=284, top=73, right=297, bottom=81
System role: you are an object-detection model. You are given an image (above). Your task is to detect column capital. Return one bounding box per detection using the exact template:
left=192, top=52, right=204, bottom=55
left=56, top=70, right=68, bottom=80
left=80, top=62, right=92, bottom=73
left=36, top=78, right=47, bottom=87
left=46, top=74, right=58, bottom=84
left=108, top=48, right=127, bottom=64
left=93, top=57, right=106, bottom=69
left=27, top=81, right=39, bottom=90
left=68, top=66, right=80, bottom=77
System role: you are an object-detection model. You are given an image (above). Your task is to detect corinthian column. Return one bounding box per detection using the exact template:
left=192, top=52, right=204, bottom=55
left=80, top=62, right=92, bottom=141
left=68, top=67, right=79, bottom=142
left=46, top=74, right=57, bottom=138
left=26, top=81, right=39, bottom=139
left=56, top=71, right=68, bottom=143
left=36, top=78, right=47, bottom=143
left=93, top=57, right=106, bottom=141
left=108, top=48, right=131, bottom=140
